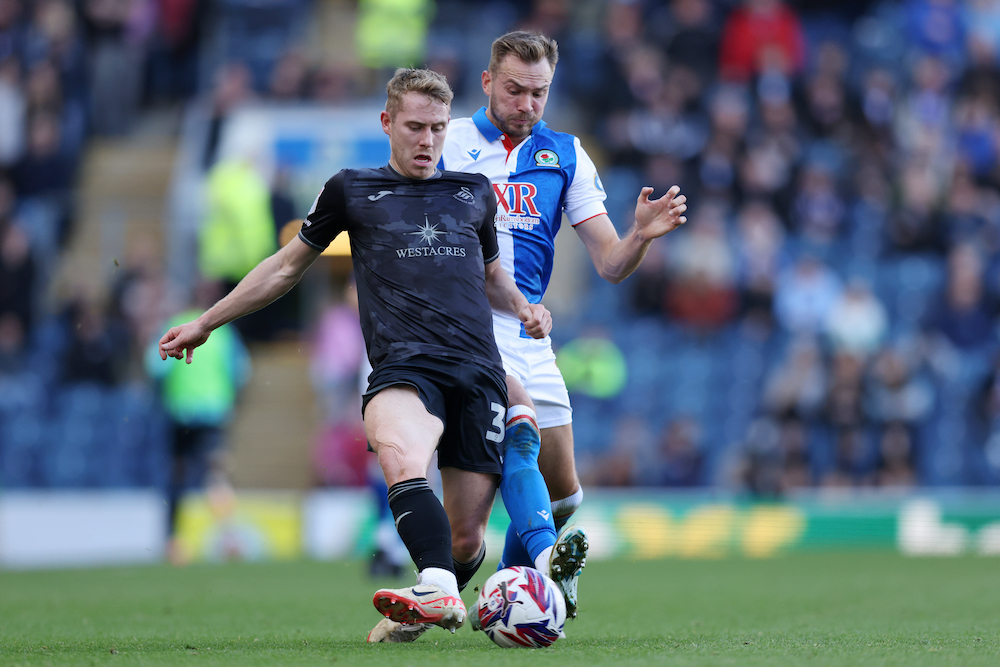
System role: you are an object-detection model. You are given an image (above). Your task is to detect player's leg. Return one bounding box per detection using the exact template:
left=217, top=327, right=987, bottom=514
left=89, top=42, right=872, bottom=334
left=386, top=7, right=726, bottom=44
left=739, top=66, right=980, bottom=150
left=366, top=459, right=408, bottom=578
left=493, top=336, right=558, bottom=571
left=536, top=426, right=588, bottom=617
left=369, top=361, right=504, bottom=643
left=442, top=360, right=507, bottom=587
left=365, top=386, right=465, bottom=631
left=369, top=466, right=498, bottom=643
left=498, top=375, right=558, bottom=571
left=440, top=466, right=499, bottom=588
left=538, top=424, right=584, bottom=529
left=528, top=342, right=589, bottom=618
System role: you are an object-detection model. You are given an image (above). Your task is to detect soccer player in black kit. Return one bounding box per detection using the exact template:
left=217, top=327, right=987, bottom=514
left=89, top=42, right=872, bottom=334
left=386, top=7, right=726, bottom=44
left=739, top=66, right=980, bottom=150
left=157, top=68, right=551, bottom=636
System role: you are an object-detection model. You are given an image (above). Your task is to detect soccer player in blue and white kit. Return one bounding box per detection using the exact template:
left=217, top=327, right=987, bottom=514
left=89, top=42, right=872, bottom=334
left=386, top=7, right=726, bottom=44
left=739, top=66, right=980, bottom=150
left=449, top=30, right=687, bottom=615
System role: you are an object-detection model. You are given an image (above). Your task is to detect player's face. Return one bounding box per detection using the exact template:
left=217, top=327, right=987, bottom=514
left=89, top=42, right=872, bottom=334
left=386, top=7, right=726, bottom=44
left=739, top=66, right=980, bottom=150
left=483, top=56, right=553, bottom=144
left=381, top=92, right=450, bottom=180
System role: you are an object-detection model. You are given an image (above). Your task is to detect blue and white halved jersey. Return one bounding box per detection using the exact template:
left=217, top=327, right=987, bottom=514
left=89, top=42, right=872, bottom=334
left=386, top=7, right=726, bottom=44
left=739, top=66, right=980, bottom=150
left=441, top=107, right=608, bottom=335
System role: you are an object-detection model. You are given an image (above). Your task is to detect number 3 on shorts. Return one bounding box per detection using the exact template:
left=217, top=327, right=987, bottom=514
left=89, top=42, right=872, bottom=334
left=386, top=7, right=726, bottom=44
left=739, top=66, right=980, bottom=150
left=486, top=402, right=505, bottom=443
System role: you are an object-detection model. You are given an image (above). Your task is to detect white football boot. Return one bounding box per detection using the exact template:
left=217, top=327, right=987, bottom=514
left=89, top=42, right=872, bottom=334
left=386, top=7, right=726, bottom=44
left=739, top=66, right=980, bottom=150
left=366, top=618, right=433, bottom=643
left=548, top=525, right=589, bottom=618
left=371, top=584, right=466, bottom=632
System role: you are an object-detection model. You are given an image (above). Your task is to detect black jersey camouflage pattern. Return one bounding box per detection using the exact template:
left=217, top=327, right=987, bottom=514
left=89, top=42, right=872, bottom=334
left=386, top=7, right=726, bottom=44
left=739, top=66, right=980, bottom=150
left=298, top=166, right=503, bottom=374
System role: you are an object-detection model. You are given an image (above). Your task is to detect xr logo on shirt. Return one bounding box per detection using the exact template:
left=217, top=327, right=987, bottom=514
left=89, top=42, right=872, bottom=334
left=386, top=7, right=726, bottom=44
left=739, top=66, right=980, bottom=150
left=493, top=182, right=540, bottom=216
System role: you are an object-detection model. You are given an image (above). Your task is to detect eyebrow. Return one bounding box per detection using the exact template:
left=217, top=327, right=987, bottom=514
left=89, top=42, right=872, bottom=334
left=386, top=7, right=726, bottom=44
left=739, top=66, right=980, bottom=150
left=503, top=76, right=550, bottom=93
left=405, top=120, right=447, bottom=128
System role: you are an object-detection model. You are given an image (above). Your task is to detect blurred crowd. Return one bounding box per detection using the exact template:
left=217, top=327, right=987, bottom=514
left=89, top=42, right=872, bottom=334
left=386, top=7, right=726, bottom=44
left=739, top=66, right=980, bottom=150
left=516, top=0, right=1000, bottom=494
left=4, top=0, right=1000, bottom=497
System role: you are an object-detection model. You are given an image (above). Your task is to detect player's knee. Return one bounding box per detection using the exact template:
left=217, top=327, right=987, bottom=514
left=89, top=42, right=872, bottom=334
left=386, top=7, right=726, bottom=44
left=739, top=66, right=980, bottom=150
left=451, top=527, right=486, bottom=563
left=374, top=441, right=422, bottom=485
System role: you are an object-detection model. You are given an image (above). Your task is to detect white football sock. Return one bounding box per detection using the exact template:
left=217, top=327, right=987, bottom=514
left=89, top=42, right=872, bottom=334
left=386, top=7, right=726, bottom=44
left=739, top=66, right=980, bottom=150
left=417, top=567, right=461, bottom=599
left=535, top=546, right=553, bottom=574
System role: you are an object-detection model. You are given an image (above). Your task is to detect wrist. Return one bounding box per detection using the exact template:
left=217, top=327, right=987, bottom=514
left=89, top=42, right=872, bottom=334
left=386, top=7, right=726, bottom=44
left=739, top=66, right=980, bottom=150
left=630, top=222, right=653, bottom=245
left=194, top=312, right=218, bottom=333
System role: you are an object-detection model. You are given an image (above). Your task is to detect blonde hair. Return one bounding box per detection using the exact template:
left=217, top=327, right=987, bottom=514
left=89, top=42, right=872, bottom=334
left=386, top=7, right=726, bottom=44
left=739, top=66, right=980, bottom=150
left=385, top=68, right=453, bottom=118
left=488, top=31, right=559, bottom=74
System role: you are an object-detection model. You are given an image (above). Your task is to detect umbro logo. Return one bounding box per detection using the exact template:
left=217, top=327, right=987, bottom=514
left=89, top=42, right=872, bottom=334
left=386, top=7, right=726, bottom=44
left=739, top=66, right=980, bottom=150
left=368, top=190, right=394, bottom=201
left=468, top=149, right=481, bottom=160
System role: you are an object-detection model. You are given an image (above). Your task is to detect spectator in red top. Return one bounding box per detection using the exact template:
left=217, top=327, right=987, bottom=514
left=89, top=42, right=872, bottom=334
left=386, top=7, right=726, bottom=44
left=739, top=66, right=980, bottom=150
left=718, top=0, right=806, bottom=82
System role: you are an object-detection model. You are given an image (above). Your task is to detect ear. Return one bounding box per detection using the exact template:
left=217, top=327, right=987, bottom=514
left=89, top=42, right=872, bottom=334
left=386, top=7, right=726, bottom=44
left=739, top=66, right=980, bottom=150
left=380, top=110, right=391, bottom=136
left=481, top=69, right=491, bottom=96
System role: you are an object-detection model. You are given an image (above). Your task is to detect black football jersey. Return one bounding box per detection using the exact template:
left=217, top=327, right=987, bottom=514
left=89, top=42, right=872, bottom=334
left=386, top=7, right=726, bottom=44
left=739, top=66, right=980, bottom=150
left=299, top=166, right=503, bottom=373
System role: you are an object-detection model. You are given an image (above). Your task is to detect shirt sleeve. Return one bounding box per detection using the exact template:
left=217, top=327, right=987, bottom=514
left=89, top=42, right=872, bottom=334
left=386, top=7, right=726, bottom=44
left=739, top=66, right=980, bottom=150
left=564, top=137, right=609, bottom=226
left=476, top=175, right=500, bottom=263
left=298, top=170, right=348, bottom=251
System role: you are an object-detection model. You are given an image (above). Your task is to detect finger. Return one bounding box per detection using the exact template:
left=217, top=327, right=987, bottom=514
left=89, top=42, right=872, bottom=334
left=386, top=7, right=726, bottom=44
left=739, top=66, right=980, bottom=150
left=185, top=347, right=194, bottom=364
left=667, top=185, right=680, bottom=199
left=158, top=335, right=172, bottom=359
left=638, top=186, right=653, bottom=204
left=672, top=194, right=687, bottom=205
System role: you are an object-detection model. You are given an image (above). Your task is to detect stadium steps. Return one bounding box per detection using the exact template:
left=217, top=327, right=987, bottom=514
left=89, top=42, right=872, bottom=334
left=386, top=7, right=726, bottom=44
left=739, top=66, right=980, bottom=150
left=310, top=0, right=358, bottom=65
left=227, top=341, right=318, bottom=490
left=51, top=137, right=176, bottom=303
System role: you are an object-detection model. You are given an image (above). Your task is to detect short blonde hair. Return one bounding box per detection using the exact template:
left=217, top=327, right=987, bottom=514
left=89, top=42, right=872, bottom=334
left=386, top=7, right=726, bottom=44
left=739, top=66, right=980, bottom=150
left=385, top=68, right=453, bottom=118
left=488, top=31, right=559, bottom=74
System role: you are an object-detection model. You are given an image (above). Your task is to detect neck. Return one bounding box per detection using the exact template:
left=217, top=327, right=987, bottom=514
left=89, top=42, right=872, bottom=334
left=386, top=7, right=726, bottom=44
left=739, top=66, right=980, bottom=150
left=388, top=159, right=435, bottom=180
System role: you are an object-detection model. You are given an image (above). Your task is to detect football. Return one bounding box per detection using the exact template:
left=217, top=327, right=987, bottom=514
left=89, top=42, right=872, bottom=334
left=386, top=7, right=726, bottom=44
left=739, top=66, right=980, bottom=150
left=475, top=566, right=567, bottom=648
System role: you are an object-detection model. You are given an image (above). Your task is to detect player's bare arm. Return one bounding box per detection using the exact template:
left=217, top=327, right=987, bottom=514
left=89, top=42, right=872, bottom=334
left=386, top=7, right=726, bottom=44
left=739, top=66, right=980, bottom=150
left=483, top=258, right=552, bottom=339
left=577, top=185, right=688, bottom=284
left=159, top=236, right=321, bottom=363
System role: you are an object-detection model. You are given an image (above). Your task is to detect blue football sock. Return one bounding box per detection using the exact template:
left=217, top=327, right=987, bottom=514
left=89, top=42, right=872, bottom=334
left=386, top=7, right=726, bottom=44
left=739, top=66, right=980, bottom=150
left=499, top=406, right=557, bottom=569
left=499, top=520, right=531, bottom=569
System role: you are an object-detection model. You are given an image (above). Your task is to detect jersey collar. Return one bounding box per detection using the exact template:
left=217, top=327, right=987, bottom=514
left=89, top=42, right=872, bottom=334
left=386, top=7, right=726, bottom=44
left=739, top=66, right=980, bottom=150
left=385, top=163, right=441, bottom=181
left=472, top=106, right=547, bottom=143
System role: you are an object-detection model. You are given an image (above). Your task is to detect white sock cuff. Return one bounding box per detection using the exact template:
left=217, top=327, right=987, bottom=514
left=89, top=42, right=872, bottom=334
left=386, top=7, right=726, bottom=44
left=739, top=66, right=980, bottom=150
left=417, top=567, right=460, bottom=598
left=506, top=404, right=538, bottom=428
left=534, top=547, right=553, bottom=573
left=552, top=487, right=584, bottom=521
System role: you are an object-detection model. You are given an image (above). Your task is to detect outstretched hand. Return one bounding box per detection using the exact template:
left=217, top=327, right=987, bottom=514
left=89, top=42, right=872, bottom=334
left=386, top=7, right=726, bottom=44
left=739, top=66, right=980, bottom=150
left=635, top=185, right=687, bottom=240
left=519, top=303, right=552, bottom=339
left=158, top=320, right=212, bottom=364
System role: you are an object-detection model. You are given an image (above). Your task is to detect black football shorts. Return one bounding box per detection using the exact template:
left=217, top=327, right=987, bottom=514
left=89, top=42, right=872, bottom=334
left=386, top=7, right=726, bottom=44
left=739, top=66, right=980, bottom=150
left=364, top=354, right=507, bottom=475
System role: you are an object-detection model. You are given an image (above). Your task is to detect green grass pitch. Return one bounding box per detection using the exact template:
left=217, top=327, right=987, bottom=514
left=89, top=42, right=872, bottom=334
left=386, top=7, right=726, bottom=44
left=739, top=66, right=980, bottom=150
left=2, top=552, right=998, bottom=666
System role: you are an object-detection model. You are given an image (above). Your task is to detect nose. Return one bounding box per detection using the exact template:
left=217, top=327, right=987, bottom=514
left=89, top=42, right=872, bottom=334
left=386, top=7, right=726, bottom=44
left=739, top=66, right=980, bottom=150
left=418, top=127, right=434, bottom=147
left=516, top=93, right=533, bottom=113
